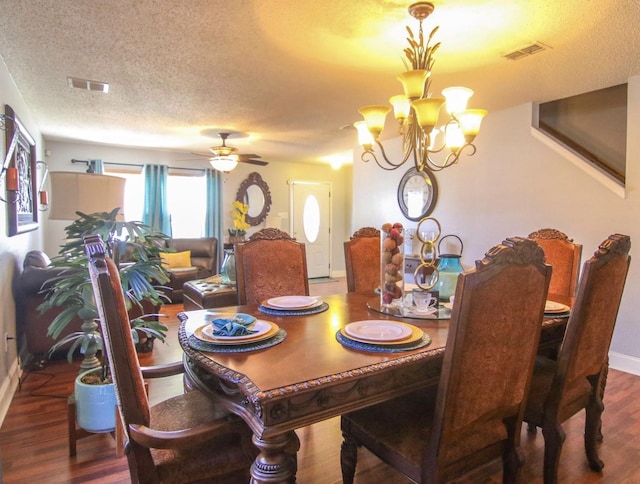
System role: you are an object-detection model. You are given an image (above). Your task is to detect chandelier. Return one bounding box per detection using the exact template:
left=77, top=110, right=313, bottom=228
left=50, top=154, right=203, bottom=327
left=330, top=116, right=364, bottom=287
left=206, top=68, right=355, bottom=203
left=354, top=2, right=487, bottom=172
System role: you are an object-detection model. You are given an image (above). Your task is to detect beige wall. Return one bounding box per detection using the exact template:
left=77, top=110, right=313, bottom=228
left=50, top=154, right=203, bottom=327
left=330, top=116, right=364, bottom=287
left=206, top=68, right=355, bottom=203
left=352, top=75, right=640, bottom=374
left=0, top=57, right=45, bottom=422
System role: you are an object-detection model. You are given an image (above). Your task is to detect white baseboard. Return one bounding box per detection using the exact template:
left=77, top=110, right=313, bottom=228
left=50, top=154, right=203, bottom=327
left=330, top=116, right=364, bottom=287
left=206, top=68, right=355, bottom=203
left=609, top=351, right=640, bottom=376
left=331, top=270, right=346, bottom=278
left=0, top=358, right=21, bottom=427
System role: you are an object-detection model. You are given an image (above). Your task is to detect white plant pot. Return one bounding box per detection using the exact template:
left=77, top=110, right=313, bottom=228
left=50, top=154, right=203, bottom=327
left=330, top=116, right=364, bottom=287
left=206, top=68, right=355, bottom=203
left=74, top=369, right=116, bottom=433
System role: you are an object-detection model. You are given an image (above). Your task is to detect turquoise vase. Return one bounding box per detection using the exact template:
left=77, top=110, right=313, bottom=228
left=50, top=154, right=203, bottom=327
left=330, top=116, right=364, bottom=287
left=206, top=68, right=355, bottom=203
left=434, top=235, right=464, bottom=301
left=220, top=249, right=236, bottom=284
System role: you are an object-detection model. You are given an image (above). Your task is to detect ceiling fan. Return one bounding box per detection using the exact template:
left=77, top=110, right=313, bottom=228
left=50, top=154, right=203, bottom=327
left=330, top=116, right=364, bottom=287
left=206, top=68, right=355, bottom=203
left=190, top=132, right=268, bottom=172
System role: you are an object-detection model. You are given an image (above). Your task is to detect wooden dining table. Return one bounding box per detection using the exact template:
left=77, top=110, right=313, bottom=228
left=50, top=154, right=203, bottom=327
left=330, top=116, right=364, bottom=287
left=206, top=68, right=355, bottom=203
left=178, top=292, right=568, bottom=483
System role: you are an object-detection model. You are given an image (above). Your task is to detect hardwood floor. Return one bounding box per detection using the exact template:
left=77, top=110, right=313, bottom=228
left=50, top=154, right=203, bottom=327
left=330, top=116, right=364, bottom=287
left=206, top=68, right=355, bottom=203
left=2, top=279, right=640, bottom=483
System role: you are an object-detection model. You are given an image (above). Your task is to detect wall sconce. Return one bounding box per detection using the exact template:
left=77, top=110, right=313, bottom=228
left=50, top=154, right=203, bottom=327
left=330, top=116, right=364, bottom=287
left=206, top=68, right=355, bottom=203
left=3, top=166, right=18, bottom=203
left=1, top=113, right=19, bottom=203
left=37, top=160, right=49, bottom=211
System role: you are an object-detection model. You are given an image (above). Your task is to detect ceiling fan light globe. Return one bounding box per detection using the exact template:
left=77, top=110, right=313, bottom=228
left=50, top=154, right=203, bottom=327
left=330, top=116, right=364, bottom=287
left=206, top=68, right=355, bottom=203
left=210, top=156, right=239, bottom=172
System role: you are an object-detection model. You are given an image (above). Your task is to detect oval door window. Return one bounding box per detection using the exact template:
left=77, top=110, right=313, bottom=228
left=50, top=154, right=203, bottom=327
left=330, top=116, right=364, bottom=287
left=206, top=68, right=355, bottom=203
left=303, top=194, right=320, bottom=243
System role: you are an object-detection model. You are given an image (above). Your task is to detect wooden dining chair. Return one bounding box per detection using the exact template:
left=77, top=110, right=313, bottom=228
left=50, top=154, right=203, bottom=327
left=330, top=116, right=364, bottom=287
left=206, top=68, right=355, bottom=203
left=529, top=228, right=582, bottom=304
left=235, top=227, right=310, bottom=305
left=84, top=234, right=257, bottom=483
left=340, top=237, right=552, bottom=483
left=524, top=233, right=631, bottom=484
left=344, top=226, right=380, bottom=293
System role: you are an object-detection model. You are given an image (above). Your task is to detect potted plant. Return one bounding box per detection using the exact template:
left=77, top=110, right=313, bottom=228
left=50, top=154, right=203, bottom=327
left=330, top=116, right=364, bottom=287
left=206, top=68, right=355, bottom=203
left=39, top=208, right=172, bottom=367
left=74, top=362, right=117, bottom=433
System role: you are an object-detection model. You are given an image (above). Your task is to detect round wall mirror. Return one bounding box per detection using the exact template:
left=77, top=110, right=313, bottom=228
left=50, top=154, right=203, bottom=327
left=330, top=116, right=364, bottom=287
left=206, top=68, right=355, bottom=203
left=397, top=167, right=438, bottom=221
left=236, top=172, right=272, bottom=226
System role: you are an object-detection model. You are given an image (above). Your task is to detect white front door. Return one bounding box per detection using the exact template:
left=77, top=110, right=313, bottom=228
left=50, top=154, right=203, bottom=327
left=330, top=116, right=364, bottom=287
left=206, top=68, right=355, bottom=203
left=290, top=181, right=331, bottom=279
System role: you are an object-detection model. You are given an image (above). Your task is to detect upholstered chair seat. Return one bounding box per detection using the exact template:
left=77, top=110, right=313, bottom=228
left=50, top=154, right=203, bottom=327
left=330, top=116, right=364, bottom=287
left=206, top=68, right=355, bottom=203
left=147, top=390, right=255, bottom=482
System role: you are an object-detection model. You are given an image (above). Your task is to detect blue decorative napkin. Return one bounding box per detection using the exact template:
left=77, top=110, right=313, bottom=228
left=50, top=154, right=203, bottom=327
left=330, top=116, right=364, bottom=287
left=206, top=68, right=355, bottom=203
left=188, top=329, right=286, bottom=353
left=211, top=313, right=257, bottom=336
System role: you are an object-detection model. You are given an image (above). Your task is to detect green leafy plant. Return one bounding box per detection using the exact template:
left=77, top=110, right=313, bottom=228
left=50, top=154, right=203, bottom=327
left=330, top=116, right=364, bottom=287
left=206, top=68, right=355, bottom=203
left=39, top=208, right=172, bottom=361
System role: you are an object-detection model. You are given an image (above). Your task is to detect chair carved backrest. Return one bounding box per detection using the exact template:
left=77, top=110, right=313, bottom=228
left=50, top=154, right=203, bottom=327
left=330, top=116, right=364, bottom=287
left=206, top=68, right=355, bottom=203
left=344, top=227, right=380, bottom=293
left=529, top=228, right=582, bottom=302
left=550, top=233, right=630, bottom=412
left=235, top=228, right=309, bottom=305
left=425, top=237, right=552, bottom=480
left=85, top=235, right=155, bottom=473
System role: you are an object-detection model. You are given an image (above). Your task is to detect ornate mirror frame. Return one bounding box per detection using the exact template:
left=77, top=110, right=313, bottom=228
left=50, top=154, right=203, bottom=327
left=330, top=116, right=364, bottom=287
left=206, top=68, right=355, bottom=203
left=236, top=172, right=272, bottom=226
left=397, top=167, right=438, bottom=221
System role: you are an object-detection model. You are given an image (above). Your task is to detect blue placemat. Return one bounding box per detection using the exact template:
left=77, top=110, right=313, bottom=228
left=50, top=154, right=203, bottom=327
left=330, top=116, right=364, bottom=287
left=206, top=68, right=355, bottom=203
left=188, top=329, right=286, bottom=353
left=258, top=301, right=329, bottom=316
left=335, top=330, right=432, bottom=353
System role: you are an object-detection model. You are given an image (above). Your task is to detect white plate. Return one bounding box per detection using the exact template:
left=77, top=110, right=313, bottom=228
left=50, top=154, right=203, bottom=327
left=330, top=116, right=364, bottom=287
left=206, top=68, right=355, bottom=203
left=266, top=295, right=321, bottom=309
left=545, top=300, right=570, bottom=313
left=345, top=321, right=413, bottom=342
left=201, top=320, right=271, bottom=341
left=406, top=306, right=438, bottom=316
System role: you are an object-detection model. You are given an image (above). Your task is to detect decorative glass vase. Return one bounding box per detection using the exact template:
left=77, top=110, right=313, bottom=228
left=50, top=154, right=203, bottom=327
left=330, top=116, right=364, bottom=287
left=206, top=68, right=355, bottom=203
left=220, top=249, right=236, bottom=284
left=380, top=226, right=404, bottom=307
left=434, top=234, right=464, bottom=301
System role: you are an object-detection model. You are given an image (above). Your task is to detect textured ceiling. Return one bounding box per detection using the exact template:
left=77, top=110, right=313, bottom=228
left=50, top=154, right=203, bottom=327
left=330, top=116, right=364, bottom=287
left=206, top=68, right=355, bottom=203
left=1, top=0, right=639, bottom=166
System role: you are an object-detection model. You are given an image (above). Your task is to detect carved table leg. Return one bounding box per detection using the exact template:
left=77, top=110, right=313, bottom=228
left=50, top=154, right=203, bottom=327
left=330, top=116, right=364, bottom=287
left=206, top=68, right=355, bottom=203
left=250, top=431, right=298, bottom=483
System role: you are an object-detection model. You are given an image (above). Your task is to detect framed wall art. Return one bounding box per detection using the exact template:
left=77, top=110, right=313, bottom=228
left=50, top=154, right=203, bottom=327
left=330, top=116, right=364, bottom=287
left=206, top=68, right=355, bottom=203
left=4, top=104, right=38, bottom=236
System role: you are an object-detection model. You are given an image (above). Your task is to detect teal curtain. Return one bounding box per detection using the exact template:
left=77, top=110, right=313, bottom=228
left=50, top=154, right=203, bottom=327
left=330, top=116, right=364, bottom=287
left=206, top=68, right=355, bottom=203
left=205, top=168, right=223, bottom=271
left=142, top=164, right=171, bottom=236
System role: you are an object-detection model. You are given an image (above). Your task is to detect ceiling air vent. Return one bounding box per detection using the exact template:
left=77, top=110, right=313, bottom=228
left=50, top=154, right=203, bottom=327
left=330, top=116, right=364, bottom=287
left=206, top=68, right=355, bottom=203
left=67, top=76, right=110, bottom=93
left=503, top=42, right=548, bottom=61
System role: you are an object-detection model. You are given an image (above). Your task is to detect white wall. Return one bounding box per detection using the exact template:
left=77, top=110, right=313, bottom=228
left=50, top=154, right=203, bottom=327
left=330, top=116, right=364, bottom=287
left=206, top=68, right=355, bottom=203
left=42, top=140, right=353, bottom=275
left=0, top=57, right=45, bottom=423
left=353, top=76, right=640, bottom=375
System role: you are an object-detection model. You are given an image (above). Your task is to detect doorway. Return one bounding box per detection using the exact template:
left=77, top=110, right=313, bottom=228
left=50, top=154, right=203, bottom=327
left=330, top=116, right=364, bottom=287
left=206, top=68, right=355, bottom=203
left=290, top=181, right=331, bottom=279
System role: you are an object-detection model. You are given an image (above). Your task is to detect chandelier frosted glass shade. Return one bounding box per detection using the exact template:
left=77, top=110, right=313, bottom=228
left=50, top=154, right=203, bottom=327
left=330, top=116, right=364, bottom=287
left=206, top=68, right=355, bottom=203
left=411, top=97, right=444, bottom=131
left=398, top=70, right=430, bottom=99
left=358, top=105, right=391, bottom=139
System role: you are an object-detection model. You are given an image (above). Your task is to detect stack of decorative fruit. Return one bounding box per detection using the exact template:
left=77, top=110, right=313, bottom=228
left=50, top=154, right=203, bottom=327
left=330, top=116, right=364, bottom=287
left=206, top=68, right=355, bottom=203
left=381, top=222, right=404, bottom=306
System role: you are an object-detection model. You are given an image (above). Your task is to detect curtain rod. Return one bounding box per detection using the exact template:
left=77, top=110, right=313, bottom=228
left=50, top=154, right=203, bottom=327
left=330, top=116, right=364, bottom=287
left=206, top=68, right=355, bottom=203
left=70, top=158, right=206, bottom=173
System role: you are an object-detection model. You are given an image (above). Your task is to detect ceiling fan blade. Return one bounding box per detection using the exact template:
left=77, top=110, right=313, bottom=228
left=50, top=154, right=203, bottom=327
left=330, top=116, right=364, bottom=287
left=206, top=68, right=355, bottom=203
left=238, top=158, right=269, bottom=166
left=189, top=152, right=211, bottom=158
left=175, top=153, right=208, bottom=161
left=238, top=153, right=261, bottom=159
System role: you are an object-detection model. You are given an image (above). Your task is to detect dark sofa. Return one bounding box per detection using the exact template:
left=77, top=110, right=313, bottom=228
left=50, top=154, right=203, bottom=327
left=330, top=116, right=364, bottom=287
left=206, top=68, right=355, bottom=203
left=162, top=237, right=218, bottom=303
left=19, top=250, right=84, bottom=363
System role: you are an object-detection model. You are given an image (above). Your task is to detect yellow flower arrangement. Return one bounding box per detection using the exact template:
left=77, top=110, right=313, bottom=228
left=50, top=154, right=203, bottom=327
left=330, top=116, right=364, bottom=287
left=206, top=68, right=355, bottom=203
left=229, top=200, right=250, bottom=236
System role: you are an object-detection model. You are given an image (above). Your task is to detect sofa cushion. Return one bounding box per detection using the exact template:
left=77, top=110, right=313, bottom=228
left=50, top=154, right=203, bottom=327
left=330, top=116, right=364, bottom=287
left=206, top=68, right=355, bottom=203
left=160, top=251, right=192, bottom=269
